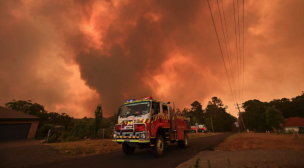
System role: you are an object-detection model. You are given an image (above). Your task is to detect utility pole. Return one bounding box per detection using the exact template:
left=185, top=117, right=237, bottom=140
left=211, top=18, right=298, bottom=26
left=210, top=117, right=214, bottom=133
left=236, top=103, right=246, bottom=132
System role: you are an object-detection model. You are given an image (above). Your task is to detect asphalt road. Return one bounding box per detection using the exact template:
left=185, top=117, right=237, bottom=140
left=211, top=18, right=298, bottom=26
left=29, top=133, right=234, bottom=168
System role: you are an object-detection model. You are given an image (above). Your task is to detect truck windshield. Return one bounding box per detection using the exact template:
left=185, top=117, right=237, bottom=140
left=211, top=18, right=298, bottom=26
left=119, top=102, right=150, bottom=117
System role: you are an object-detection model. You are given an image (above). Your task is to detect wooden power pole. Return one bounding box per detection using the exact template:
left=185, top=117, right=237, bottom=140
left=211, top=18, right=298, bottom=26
left=236, top=103, right=247, bottom=132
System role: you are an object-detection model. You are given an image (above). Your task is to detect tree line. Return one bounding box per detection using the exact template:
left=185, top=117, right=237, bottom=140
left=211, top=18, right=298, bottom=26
left=180, top=97, right=237, bottom=132
left=4, top=100, right=118, bottom=142
left=241, top=91, right=304, bottom=133
left=4, top=96, right=238, bottom=142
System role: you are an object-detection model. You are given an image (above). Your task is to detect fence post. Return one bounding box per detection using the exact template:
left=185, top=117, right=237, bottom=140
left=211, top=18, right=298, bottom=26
left=46, top=129, right=51, bottom=143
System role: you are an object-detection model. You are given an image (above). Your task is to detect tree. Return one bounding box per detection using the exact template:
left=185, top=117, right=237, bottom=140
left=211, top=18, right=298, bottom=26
left=109, top=113, right=118, bottom=127
left=266, top=107, right=285, bottom=134
left=242, top=99, right=270, bottom=132
left=5, top=99, right=73, bottom=129
left=5, top=100, right=46, bottom=116
left=93, top=104, right=103, bottom=138
left=204, top=118, right=212, bottom=131
left=205, top=97, right=236, bottom=132
left=190, top=101, right=204, bottom=124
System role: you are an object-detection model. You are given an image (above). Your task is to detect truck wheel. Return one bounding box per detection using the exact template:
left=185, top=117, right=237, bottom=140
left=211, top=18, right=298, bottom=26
left=152, top=135, right=164, bottom=158
left=178, top=133, right=188, bottom=148
left=122, top=142, right=135, bottom=155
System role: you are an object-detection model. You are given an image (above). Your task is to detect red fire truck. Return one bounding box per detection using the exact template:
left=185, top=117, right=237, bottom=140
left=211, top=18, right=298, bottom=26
left=191, top=124, right=207, bottom=133
left=198, top=124, right=207, bottom=132
left=112, top=97, right=191, bottom=158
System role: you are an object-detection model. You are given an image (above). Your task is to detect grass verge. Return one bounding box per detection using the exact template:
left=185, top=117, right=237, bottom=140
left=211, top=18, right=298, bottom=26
left=188, top=132, right=223, bottom=139
left=214, top=132, right=304, bottom=151
left=47, top=133, right=224, bottom=157
left=46, top=139, right=121, bottom=157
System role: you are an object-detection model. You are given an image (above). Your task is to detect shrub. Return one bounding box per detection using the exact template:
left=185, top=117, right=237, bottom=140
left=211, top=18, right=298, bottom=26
left=61, top=132, right=68, bottom=141
left=104, top=129, right=114, bottom=138
left=73, top=119, right=94, bottom=139
left=96, top=128, right=113, bottom=139
left=36, top=124, right=54, bottom=138
left=68, top=136, right=79, bottom=142
left=48, top=133, right=59, bottom=143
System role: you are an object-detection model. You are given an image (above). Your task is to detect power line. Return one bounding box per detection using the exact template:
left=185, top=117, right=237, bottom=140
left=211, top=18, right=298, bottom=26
left=216, top=0, right=237, bottom=104
left=207, top=0, right=235, bottom=106
left=242, top=0, right=245, bottom=103
left=233, top=0, right=240, bottom=103
left=237, top=0, right=242, bottom=104
left=220, top=0, right=238, bottom=104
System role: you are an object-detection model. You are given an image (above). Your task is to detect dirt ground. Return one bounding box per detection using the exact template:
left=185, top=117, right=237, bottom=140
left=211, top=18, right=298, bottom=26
left=47, top=139, right=121, bottom=157
left=46, top=132, right=223, bottom=157
left=214, top=132, right=304, bottom=151
left=177, top=149, right=304, bottom=168
left=178, top=133, right=304, bottom=168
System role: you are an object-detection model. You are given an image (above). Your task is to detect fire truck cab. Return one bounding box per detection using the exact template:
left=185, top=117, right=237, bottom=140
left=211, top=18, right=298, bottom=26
left=112, top=97, right=191, bottom=158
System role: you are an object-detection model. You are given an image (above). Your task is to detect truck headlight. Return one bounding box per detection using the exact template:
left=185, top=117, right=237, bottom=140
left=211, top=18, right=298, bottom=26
left=140, top=133, right=146, bottom=139
left=113, top=133, right=116, bottom=138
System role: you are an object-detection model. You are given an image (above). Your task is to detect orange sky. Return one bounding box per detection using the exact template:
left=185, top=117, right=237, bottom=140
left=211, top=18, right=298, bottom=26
left=1, top=0, right=303, bottom=118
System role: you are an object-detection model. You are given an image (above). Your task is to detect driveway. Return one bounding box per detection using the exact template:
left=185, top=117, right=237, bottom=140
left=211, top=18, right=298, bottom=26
left=0, top=139, right=42, bottom=149
left=0, top=139, right=65, bottom=168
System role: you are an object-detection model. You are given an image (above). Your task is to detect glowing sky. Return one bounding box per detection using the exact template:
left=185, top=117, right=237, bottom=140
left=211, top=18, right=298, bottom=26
left=1, top=0, right=303, bottom=118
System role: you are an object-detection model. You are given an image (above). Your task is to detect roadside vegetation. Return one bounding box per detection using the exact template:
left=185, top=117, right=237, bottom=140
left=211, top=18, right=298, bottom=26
left=188, top=132, right=223, bottom=139
left=47, top=139, right=121, bottom=157
left=181, top=97, right=237, bottom=132
left=240, top=91, right=304, bottom=133
left=214, top=132, right=304, bottom=151
left=4, top=96, right=237, bottom=144
left=47, top=132, right=223, bottom=157
left=4, top=100, right=117, bottom=143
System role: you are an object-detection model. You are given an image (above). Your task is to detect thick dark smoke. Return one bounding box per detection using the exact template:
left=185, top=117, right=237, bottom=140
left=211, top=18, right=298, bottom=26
left=1, top=0, right=303, bottom=117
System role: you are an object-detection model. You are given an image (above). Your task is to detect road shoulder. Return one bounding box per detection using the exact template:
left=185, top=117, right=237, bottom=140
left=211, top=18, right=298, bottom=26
left=176, top=149, right=304, bottom=168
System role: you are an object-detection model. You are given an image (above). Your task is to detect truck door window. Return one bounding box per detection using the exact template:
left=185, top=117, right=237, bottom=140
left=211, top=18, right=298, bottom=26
left=162, top=104, right=169, bottom=116
left=152, top=102, right=160, bottom=115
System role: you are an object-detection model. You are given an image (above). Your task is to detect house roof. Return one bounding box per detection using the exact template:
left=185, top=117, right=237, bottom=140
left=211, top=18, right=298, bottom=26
left=284, top=117, right=304, bottom=127
left=0, top=106, right=39, bottom=121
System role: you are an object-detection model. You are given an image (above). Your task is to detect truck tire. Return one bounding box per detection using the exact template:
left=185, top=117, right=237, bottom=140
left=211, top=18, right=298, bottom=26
left=122, top=142, right=135, bottom=155
left=152, top=134, right=165, bottom=158
left=177, top=133, right=188, bottom=148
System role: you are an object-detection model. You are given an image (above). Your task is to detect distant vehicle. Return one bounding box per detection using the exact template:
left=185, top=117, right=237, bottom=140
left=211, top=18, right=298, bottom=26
left=191, top=126, right=197, bottom=133
left=198, top=124, right=207, bottom=132
left=191, top=125, right=207, bottom=133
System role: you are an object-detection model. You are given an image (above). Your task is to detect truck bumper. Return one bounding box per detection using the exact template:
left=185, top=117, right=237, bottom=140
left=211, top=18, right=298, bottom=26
left=112, top=139, right=150, bottom=143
